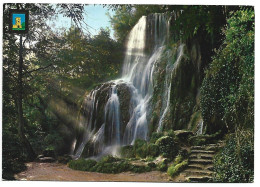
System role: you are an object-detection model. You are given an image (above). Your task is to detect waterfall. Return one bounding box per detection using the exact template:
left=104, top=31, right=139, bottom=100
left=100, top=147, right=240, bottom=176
left=104, top=85, right=121, bottom=145
left=73, top=13, right=186, bottom=159
left=196, top=120, right=204, bottom=135
left=157, top=44, right=185, bottom=132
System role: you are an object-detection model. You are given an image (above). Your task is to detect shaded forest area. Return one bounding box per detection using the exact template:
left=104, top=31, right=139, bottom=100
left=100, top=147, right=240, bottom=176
left=2, top=4, right=254, bottom=182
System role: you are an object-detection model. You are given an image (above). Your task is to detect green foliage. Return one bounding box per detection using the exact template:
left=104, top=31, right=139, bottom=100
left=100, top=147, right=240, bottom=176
left=155, top=136, right=179, bottom=158
left=171, top=6, right=231, bottom=41
left=201, top=9, right=254, bottom=133
left=147, top=144, right=160, bottom=157
left=167, top=159, right=188, bottom=178
left=133, top=139, right=148, bottom=158
left=43, top=133, right=64, bottom=153
left=92, top=160, right=131, bottom=174
left=150, top=132, right=164, bottom=144
left=188, top=111, right=202, bottom=132
left=173, top=154, right=184, bottom=165
left=130, top=165, right=152, bottom=173
left=68, top=155, right=152, bottom=174
left=100, top=155, right=121, bottom=163
left=213, top=129, right=254, bottom=182
left=68, top=159, right=97, bottom=171
left=120, top=145, right=134, bottom=158
left=157, top=162, right=168, bottom=172
left=120, top=139, right=160, bottom=159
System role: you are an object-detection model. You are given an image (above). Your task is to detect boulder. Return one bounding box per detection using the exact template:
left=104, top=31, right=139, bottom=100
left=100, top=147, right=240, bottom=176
left=174, top=130, right=194, bottom=140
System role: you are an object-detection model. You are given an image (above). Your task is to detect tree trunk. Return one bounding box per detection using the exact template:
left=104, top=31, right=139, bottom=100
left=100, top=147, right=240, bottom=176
left=17, top=34, right=36, bottom=160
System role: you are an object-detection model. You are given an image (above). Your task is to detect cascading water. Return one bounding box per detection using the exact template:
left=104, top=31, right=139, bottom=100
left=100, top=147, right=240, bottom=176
left=157, top=44, right=185, bottom=132
left=196, top=120, right=204, bottom=135
left=73, top=13, right=186, bottom=159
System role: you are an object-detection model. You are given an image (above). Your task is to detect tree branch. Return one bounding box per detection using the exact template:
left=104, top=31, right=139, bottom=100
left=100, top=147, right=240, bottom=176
left=23, top=64, right=53, bottom=75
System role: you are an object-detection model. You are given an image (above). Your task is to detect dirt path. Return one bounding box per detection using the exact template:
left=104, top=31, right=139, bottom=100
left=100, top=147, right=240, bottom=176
left=14, top=162, right=171, bottom=182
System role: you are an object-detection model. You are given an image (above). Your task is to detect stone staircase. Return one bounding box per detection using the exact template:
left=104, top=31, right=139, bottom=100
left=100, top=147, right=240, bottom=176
left=182, top=142, right=223, bottom=182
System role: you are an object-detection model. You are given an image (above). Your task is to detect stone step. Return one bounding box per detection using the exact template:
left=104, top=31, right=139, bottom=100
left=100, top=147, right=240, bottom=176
left=191, top=144, right=217, bottom=149
left=183, top=169, right=214, bottom=176
left=191, top=146, right=217, bottom=151
left=206, top=165, right=214, bottom=171
left=190, top=153, right=214, bottom=159
left=186, top=176, right=212, bottom=183
left=189, top=159, right=213, bottom=165
left=190, top=150, right=215, bottom=154
left=187, top=164, right=204, bottom=170
left=187, top=163, right=213, bottom=170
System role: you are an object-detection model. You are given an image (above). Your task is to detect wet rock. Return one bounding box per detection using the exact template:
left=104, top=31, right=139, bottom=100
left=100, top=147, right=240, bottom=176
left=116, top=82, right=132, bottom=139
left=155, top=136, right=179, bottom=159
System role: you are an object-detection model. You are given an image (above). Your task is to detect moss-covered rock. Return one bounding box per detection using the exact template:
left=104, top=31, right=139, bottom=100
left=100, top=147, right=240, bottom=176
left=155, top=136, right=179, bottom=159
left=174, top=130, right=194, bottom=144
left=188, top=131, right=222, bottom=146
left=116, top=82, right=132, bottom=139
left=147, top=143, right=159, bottom=157
left=149, top=132, right=164, bottom=144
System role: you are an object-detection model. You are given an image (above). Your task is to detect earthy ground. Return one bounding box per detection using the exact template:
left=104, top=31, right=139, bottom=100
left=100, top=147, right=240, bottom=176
left=14, top=162, right=171, bottom=182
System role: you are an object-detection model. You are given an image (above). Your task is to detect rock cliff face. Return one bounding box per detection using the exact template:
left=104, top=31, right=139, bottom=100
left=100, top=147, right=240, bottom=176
left=73, top=13, right=204, bottom=158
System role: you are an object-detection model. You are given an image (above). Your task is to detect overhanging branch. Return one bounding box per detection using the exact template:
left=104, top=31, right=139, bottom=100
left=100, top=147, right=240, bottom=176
left=23, top=64, right=53, bottom=75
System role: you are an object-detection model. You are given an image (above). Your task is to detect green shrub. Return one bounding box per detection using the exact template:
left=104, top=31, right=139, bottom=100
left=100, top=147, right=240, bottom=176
left=133, top=139, right=147, bottom=150
left=173, top=154, right=183, bottom=165
left=150, top=132, right=164, bottom=144
left=155, top=136, right=179, bottom=158
left=100, top=155, right=121, bottom=163
left=133, top=139, right=148, bottom=158
left=120, top=145, right=134, bottom=158
left=68, top=159, right=97, bottom=171
left=167, top=159, right=188, bottom=177
left=165, top=130, right=176, bottom=139
left=130, top=165, right=152, bottom=173
left=213, top=130, right=254, bottom=182
left=68, top=155, right=153, bottom=174
left=147, top=143, right=159, bottom=157
left=157, top=162, right=168, bottom=172
left=93, top=160, right=131, bottom=174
